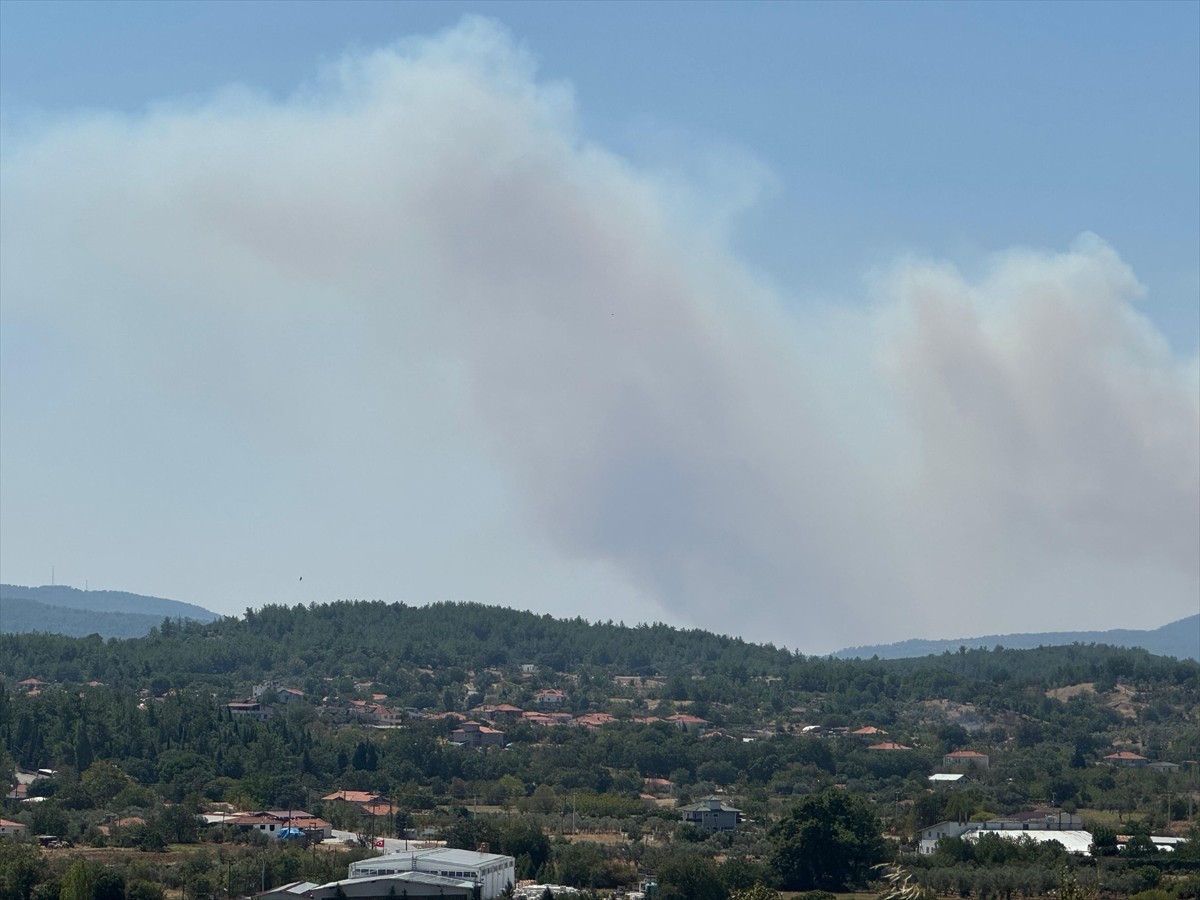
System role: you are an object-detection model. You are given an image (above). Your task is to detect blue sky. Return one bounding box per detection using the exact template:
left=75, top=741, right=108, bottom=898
left=1, top=1, right=1197, bottom=652
left=5, top=1, right=1198, bottom=341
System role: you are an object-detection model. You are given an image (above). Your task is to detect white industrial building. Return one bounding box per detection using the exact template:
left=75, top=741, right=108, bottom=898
left=349, top=847, right=515, bottom=899
left=262, top=872, right=476, bottom=899
left=919, top=811, right=1085, bottom=856
left=964, top=829, right=1095, bottom=855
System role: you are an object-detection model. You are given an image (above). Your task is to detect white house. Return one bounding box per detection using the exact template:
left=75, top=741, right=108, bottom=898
left=535, top=689, right=567, bottom=708
left=0, top=818, right=27, bottom=838
left=226, top=811, right=332, bottom=841
left=680, top=796, right=743, bottom=832
left=919, top=821, right=980, bottom=854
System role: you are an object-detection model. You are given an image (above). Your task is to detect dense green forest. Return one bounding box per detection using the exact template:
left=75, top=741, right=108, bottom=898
left=1, top=601, right=1197, bottom=899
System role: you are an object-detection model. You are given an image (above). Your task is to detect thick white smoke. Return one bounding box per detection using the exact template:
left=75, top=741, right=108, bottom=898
left=2, top=19, right=1195, bottom=650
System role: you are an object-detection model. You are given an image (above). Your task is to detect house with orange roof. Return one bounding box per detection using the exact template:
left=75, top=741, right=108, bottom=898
left=535, top=689, right=567, bottom=709
left=944, top=750, right=990, bottom=769
left=867, top=741, right=913, bottom=751
left=321, top=790, right=381, bottom=805
left=642, top=777, right=674, bottom=796
left=450, top=721, right=506, bottom=748
left=471, top=704, right=524, bottom=723
left=573, top=713, right=618, bottom=730
left=0, top=818, right=27, bottom=838
left=666, top=713, right=709, bottom=734
left=1104, top=751, right=1149, bottom=767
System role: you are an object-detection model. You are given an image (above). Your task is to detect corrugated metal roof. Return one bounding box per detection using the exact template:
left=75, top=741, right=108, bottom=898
left=964, top=829, right=1093, bottom=855
left=321, top=872, right=475, bottom=889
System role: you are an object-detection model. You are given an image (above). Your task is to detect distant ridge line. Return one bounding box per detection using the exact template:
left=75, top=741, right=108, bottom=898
left=832, top=614, right=1200, bottom=662
left=0, top=583, right=219, bottom=639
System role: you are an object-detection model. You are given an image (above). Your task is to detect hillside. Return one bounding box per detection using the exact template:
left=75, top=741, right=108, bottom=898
left=833, top=613, right=1200, bottom=661
left=0, top=583, right=219, bottom=638
left=1, top=599, right=1196, bottom=899
left=0, top=597, right=190, bottom=639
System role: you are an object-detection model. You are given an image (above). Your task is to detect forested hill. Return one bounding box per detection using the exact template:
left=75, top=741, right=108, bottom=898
left=834, top=613, right=1200, bottom=662
left=0, top=584, right=219, bottom=638
left=1, top=600, right=1196, bottom=700
left=0, top=598, right=187, bottom=639
left=0, top=601, right=794, bottom=689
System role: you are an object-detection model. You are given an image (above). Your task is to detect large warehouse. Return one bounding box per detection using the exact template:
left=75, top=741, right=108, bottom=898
left=262, top=871, right=478, bottom=899
left=348, top=847, right=516, bottom=899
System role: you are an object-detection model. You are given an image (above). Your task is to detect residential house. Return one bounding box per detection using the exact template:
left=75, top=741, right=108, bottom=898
left=642, top=777, right=674, bottom=797
left=99, top=816, right=145, bottom=837
left=471, top=704, right=523, bottom=723
left=680, top=796, right=743, bottom=832
left=919, top=821, right=979, bottom=854
left=0, top=819, right=27, bottom=838
left=943, top=750, right=990, bottom=770
left=252, top=681, right=278, bottom=700
left=226, top=700, right=274, bottom=721
left=519, top=712, right=560, bottom=727
left=867, top=741, right=913, bottom=751
left=1104, top=751, right=1149, bottom=767
left=1147, top=761, right=1181, bottom=773
left=364, top=704, right=405, bottom=727
left=450, top=721, right=506, bottom=748
left=321, top=790, right=382, bottom=806
left=573, top=713, right=618, bottom=730
left=535, top=689, right=567, bottom=709
left=666, top=713, right=709, bottom=734
left=360, top=801, right=397, bottom=820
left=226, top=810, right=331, bottom=841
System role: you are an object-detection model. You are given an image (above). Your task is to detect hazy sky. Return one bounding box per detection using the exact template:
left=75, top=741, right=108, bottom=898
left=1, top=1, right=1197, bottom=653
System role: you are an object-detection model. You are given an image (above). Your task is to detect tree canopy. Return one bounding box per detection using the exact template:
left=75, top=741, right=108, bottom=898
left=769, top=789, right=886, bottom=891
